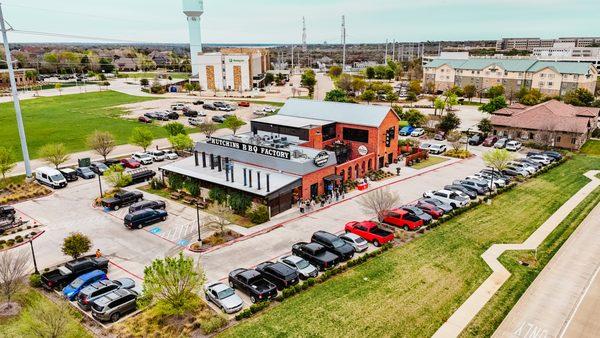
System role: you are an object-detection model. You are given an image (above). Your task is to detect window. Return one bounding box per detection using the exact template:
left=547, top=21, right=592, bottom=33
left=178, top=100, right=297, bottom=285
left=556, top=136, right=562, bottom=142
left=540, top=73, right=545, bottom=78
left=571, top=137, right=576, bottom=144
left=548, top=82, right=553, bottom=86
left=539, top=82, right=544, bottom=87
left=342, top=127, right=369, bottom=143
left=322, top=123, right=336, bottom=141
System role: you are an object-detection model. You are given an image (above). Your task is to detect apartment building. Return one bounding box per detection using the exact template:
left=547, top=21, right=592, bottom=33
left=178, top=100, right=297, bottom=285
left=423, top=58, right=598, bottom=96
left=533, top=43, right=600, bottom=74
left=497, top=37, right=600, bottom=51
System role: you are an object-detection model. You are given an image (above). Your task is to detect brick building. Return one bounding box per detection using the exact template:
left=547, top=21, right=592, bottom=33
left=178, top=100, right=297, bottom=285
left=160, top=99, right=400, bottom=215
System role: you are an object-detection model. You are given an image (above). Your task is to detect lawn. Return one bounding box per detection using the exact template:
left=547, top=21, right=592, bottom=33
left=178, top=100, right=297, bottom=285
left=411, top=155, right=449, bottom=169
left=580, top=139, right=600, bottom=156
left=0, top=287, right=92, bottom=338
left=0, top=91, right=167, bottom=160
left=219, top=155, right=600, bottom=338
left=117, top=72, right=190, bottom=79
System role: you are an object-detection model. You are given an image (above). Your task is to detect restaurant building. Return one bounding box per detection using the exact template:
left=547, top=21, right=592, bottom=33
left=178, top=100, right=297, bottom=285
left=160, top=99, right=400, bottom=215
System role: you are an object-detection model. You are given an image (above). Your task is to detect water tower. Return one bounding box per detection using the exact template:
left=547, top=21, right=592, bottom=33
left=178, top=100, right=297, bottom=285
left=182, top=0, right=204, bottom=76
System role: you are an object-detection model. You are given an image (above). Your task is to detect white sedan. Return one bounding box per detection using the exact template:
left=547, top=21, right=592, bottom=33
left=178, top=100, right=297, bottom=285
left=411, top=128, right=425, bottom=137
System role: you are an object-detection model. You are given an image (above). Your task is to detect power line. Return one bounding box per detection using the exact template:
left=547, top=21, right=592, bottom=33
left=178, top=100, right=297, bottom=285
left=8, top=29, right=156, bottom=44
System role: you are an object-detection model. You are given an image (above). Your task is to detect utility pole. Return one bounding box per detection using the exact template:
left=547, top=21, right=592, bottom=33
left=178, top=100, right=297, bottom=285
left=302, top=17, right=307, bottom=68
left=384, top=39, right=388, bottom=62
left=392, top=39, right=396, bottom=61
left=0, top=4, right=32, bottom=177
left=341, top=15, right=346, bottom=72
left=291, top=44, right=295, bottom=74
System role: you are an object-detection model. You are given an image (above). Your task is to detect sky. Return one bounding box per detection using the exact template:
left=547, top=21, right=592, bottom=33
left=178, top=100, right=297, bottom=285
left=2, top=0, right=599, bottom=44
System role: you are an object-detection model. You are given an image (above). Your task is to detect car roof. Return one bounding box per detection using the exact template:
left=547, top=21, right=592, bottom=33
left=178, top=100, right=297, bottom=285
left=95, top=289, right=132, bottom=305
left=304, top=242, right=323, bottom=251
left=238, top=269, right=261, bottom=279
left=341, top=232, right=361, bottom=240
left=437, top=189, right=454, bottom=194
left=210, top=282, right=230, bottom=293
left=281, top=255, right=302, bottom=263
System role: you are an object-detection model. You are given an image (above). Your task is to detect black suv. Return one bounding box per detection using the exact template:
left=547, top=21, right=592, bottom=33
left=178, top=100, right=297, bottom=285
left=311, top=231, right=355, bottom=261
left=124, top=209, right=168, bottom=229
left=203, top=103, right=216, bottom=110
left=255, top=261, right=299, bottom=290
left=128, top=200, right=166, bottom=213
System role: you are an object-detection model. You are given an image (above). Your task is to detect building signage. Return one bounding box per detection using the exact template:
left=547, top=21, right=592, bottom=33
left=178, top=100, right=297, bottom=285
left=313, top=151, right=330, bottom=167
left=358, top=145, right=368, bottom=156
left=228, top=58, right=245, bottom=63
left=207, top=137, right=291, bottom=160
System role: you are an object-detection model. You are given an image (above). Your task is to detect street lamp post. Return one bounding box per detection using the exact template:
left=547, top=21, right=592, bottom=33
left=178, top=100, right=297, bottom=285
left=465, top=128, right=472, bottom=152
left=29, top=239, right=39, bottom=274
left=196, top=203, right=201, bottom=243
left=97, top=173, right=103, bottom=198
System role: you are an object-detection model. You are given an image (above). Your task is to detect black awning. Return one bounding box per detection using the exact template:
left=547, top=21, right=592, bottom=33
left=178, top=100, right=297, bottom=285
left=323, top=174, right=343, bottom=181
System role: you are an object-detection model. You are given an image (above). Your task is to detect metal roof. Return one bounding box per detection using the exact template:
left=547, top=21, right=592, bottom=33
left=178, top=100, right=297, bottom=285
left=277, top=99, right=396, bottom=128
left=424, top=58, right=594, bottom=75
left=252, top=114, right=331, bottom=128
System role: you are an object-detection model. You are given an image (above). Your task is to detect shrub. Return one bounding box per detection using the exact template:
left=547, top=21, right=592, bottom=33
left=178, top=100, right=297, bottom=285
left=167, top=173, right=185, bottom=191
left=235, top=309, right=252, bottom=321
left=208, top=187, right=228, bottom=204
left=306, top=278, right=316, bottom=286
left=149, top=178, right=165, bottom=190
left=228, top=192, right=252, bottom=215
left=29, top=273, right=42, bottom=288
left=184, top=179, right=201, bottom=197
left=15, top=237, right=23, bottom=243
left=249, top=301, right=270, bottom=314
left=199, top=316, right=227, bottom=334
left=247, top=205, right=270, bottom=224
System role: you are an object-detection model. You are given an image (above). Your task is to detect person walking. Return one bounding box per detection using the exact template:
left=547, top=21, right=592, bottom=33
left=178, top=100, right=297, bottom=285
left=95, top=249, right=102, bottom=258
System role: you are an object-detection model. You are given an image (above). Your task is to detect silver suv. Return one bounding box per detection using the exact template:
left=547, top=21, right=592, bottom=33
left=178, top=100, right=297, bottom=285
left=91, top=289, right=138, bottom=322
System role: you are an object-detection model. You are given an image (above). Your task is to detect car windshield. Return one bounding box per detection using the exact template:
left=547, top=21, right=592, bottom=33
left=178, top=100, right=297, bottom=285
left=296, top=259, right=309, bottom=269
left=355, top=237, right=367, bottom=244
left=332, top=239, right=346, bottom=248
left=97, top=163, right=108, bottom=169
left=50, top=174, right=63, bottom=181
left=81, top=168, right=92, bottom=173
left=217, top=288, right=235, bottom=299
left=70, top=277, right=85, bottom=288
left=154, top=151, right=165, bottom=156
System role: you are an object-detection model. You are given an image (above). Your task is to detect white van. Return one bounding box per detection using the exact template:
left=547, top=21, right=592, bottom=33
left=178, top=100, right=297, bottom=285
left=188, top=117, right=204, bottom=126
left=35, top=167, right=67, bottom=189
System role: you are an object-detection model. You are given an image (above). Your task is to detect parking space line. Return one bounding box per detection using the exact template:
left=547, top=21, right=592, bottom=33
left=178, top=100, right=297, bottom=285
left=108, top=260, right=143, bottom=280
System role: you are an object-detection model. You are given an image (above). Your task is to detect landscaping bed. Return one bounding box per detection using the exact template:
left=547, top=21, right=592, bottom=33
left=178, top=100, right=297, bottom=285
left=410, top=155, right=448, bottom=169
left=189, top=230, right=243, bottom=252
left=0, top=180, right=52, bottom=204
left=217, top=155, right=600, bottom=338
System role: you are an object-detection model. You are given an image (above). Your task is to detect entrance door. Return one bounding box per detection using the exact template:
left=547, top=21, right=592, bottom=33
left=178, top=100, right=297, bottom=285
left=310, top=183, right=318, bottom=199
left=387, top=153, right=393, bottom=165
left=378, top=156, right=384, bottom=169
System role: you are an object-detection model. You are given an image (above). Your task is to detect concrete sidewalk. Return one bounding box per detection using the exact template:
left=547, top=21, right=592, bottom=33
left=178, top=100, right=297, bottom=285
left=432, top=170, right=600, bottom=338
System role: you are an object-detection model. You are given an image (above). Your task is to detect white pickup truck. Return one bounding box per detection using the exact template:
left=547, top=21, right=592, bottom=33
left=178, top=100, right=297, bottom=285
left=422, top=189, right=469, bottom=208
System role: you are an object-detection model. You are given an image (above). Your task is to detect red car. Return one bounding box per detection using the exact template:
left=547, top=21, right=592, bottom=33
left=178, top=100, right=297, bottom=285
left=415, top=201, right=444, bottom=219
left=238, top=101, right=250, bottom=107
left=138, top=116, right=152, bottom=123
left=345, top=221, right=394, bottom=247
left=120, top=158, right=141, bottom=169
left=381, top=209, right=424, bottom=231
left=482, top=136, right=498, bottom=147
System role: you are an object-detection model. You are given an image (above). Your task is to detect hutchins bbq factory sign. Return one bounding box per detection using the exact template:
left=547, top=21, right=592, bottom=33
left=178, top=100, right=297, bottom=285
left=207, top=137, right=291, bottom=160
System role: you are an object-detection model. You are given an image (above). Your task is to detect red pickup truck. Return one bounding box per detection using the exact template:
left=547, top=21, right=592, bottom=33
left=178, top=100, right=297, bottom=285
left=381, top=209, right=424, bottom=231
left=345, top=221, right=394, bottom=247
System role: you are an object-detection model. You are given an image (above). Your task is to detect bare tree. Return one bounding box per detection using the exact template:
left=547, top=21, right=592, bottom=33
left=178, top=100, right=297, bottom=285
left=86, top=130, right=116, bottom=161
left=0, top=249, right=29, bottom=307
left=21, top=301, right=72, bottom=338
left=205, top=202, right=232, bottom=235
left=446, top=131, right=463, bottom=151
left=357, top=188, right=400, bottom=222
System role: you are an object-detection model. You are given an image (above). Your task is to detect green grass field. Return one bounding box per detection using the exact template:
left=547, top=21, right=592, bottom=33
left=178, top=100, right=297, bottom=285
left=0, top=91, right=167, bottom=160
left=220, top=155, right=600, bottom=338
left=0, top=288, right=92, bottom=338
left=117, top=72, right=189, bottom=79
left=580, top=139, right=600, bottom=156
left=411, top=155, right=449, bottom=169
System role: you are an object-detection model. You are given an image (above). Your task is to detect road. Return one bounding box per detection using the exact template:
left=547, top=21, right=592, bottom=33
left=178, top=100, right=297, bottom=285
left=493, top=203, right=600, bottom=338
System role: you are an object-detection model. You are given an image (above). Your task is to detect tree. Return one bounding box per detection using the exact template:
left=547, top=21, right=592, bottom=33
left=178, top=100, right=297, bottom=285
left=208, top=187, right=228, bottom=204
left=143, top=252, right=205, bottom=314
left=206, top=202, right=233, bottom=235
left=301, top=69, right=317, bottom=97
left=264, top=72, right=275, bottom=86
left=365, top=67, right=375, bottom=79
left=183, top=82, right=194, bottom=93
left=563, top=88, right=595, bottom=107
left=87, top=131, right=115, bottom=161
left=519, top=88, right=543, bottom=105
left=228, top=192, right=252, bottom=215
left=324, top=88, right=349, bottom=102
left=168, top=134, right=194, bottom=152
left=479, top=95, right=508, bottom=113
left=424, top=82, right=435, bottom=94
left=198, top=121, right=218, bottom=139
left=140, top=78, right=149, bottom=86
left=486, top=85, right=505, bottom=98
left=447, top=86, right=464, bottom=97
left=446, top=93, right=459, bottom=112
left=0, top=147, right=16, bottom=180
left=483, top=149, right=515, bottom=173
left=223, top=115, right=246, bottom=135
left=463, top=85, right=476, bottom=101
left=335, top=74, right=353, bottom=93
left=434, top=97, right=446, bottom=116
left=438, top=112, right=461, bottom=133
left=0, top=249, right=29, bottom=307
left=20, top=301, right=77, bottom=338
left=357, top=188, right=400, bottom=222
left=61, top=232, right=92, bottom=260
left=478, top=118, right=493, bottom=135
left=404, top=109, right=427, bottom=127
left=385, top=92, right=399, bottom=106
left=54, top=83, right=62, bottom=95
left=164, top=122, right=187, bottom=136
left=129, top=127, right=154, bottom=152
left=104, top=164, right=132, bottom=188
left=446, top=131, right=463, bottom=150
left=328, top=65, right=342, bottom=77
left=351, top=77, right=366, bottom=95
left=408, top=80, right=422, bottom=95
left=360, top=89, right=376, bottom=104
left=38, top=143, right=69, bottom=169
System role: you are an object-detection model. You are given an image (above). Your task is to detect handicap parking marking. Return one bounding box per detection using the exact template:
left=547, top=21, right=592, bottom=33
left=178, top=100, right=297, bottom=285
left=177, top=239, right=189, bottom=247
left=149, top=227, right=162, bottom=234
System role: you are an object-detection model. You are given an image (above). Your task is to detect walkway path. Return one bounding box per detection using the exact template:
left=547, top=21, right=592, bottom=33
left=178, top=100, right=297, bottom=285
left=432, top=170, right=600, bottom=338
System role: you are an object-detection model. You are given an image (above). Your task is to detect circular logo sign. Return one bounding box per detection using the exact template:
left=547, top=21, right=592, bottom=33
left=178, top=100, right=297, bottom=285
left=358, top=145, right=368, bottom=156
left=313, top=151, right=330, bottom=167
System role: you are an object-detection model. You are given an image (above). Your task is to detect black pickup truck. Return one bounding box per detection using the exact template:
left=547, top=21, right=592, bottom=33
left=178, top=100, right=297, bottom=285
left=291, top=242, right=339, bottom=271
left=256, top=261, right=299, bottom=291
left=41, top=256, right=109, bottom=290
left=228, top=268, right=277, bottom=303
left=101, top=191, right=143, bottom=210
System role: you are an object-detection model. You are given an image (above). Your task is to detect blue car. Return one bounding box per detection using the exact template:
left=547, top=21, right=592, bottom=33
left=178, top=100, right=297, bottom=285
left=63, top=270, right=107, bottom=301
left=399, top=126, right=415, bottom=136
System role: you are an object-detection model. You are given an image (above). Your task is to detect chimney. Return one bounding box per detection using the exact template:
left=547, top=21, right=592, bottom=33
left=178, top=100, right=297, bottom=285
left=194, top=151, right=199, bottom=166
left=217, top=155, right=222, bottom=172
left=266, top=173, right=270, bottom=192
left=257, top=171, right=261, bottom=190
left=202, top=152, right=207, bottom=168
left=243, top=168, right=247, bottom=186
left=249, top=169, right=253, bottom=187
left=210, top=154, right=214, bottom=170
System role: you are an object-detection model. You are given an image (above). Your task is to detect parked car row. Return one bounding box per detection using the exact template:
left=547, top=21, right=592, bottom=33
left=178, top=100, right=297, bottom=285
left=419, top=142, right=447, bottom=155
